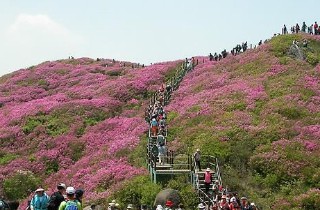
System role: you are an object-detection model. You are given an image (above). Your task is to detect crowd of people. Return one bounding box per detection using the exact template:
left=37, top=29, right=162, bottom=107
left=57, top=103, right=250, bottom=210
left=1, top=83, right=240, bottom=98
left=282, top=21, right=319, bottom=35
left=25, top=183, right=85, bottom=210
left=7, top=19, right=320, bottom=209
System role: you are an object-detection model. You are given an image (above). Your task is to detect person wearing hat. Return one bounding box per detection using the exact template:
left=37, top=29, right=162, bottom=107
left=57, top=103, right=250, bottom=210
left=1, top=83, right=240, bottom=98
left=150, top=118, right=158, bottom=136
left=108, top=200, right=116, bottom=210
left=156, top=204, right=163, bottom=210
left=240, top=197, right=251, bottom=210
left=30, top=188, right=50, bottom=210
left=197, top=203, right=205, bottom=210
left=229, top=197, right=240, bottom=210
left=58, top=187, right=82, bottom=210
left=204, top=168, right=212, bottom=194
left=126, top=204, right=133, bottom=210
left=250, top=203, right=256, bottom=210
left=164, top=200, right=173, bottom=210
left=218, top=195, right=230, bottom=210
left=48, top=183, right=66, bottom=210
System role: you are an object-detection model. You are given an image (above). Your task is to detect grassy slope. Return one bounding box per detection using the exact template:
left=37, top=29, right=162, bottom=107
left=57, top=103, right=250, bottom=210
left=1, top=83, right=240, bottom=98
left=165, top=34, right=320, bottom=209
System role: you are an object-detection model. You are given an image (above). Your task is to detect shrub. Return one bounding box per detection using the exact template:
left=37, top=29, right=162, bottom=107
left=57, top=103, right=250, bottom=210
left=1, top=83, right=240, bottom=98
left=68, top=141, right=85, bottom=161
left=3, top=171, right=40, bottom=200
left=306, top=52, right=319, bottom=66
left=112, top=176, right=162, bottom=208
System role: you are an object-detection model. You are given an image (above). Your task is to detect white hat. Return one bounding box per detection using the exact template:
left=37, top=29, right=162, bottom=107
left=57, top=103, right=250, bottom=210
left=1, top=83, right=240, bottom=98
left=66, top=186, right=75, bottom=194
left=112, top=200, right=116, bottom=203
left=156, top=205, right=163, bottom=210
left=57, top=183, right=66, bottom=189
left=35, top=188, right=44, bottom=192
left=206, top=168, right=210, bottom=172
left=198, top=203, right=205, bottom=209
left=230, top=197, right=236, bottom=202
left=251, top=203, right=255, bottom=206
left=127, top=204, right=133, bottom=209
left=109, top=203, right=115, bottom=207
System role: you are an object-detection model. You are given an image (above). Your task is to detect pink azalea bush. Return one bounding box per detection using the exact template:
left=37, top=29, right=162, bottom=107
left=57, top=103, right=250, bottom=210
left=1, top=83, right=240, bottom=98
left=0, top=57, right=181, bottom=206
left=165, top=34, right=320, bottom=209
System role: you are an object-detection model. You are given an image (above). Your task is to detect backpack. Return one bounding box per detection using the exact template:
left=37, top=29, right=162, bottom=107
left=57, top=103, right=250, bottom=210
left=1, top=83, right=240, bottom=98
left=47, top=194, right=57, bottom=210
left=65, top=201, right=79, bottom=210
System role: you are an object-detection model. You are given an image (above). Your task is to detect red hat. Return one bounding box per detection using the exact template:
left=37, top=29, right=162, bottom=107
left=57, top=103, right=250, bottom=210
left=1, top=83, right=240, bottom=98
left=165, top=200, right=173, bottom=207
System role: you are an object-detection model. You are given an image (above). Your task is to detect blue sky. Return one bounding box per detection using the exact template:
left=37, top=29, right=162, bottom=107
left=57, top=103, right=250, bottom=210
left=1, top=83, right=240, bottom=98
left=0, top=0, right=319, bottom=76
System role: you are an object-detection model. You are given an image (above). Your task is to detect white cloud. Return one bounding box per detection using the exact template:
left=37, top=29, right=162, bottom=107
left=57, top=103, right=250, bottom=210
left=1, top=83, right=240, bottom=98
left=6, top=14, right=82, bottom=44
left=0, top=14, right=84, bottom=75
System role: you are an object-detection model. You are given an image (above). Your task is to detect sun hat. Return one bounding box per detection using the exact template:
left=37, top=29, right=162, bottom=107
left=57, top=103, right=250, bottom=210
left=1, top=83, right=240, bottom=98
left=109, top=203, right=115, bottom=207
left=66, top=186, right=75, bottom=194
left=35, top=188, right=44, bottom=192
left=127, top=204, right=133, bottom=209
left=57, top=183, right=66, bottom=189
left=251, top=203, right=255, bottom=206
left=230, top=197, right=236, bottom=202
left=206, top=168, right=210, bottom=172
left=165, top=200, right=173, bottom=207
left=221, top=195, right=227, bottom=199
left=198, top=203, right=205, bottom=209
left=241, top=197, right=247, bottom=200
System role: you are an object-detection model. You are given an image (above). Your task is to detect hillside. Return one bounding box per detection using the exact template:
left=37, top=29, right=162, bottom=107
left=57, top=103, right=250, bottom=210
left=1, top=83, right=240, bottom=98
left=0, top=33, right=320, bottom=209
left=0, top=58, right=181, bottom=206
left=165, top=34, right=320, bottom=209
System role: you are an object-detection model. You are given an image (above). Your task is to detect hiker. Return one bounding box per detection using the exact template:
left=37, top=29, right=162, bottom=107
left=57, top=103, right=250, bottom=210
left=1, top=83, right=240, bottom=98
left=303, top=39, right=308, bottom=48
left=314, top=22, right=318, bottom=35
left=197, top=203, right=205, bottom=210
left=295, top=23, right=300, bottom=33
left=282, top=24, right=288, bottom=34
left=240, top=197, right=252, bottom=210
left=126, top=204, right=133, bottom=210
left=0, top=200, right=10, bottom=210
left=75, top=189, right=84, bottom=207
left=302, top=22, right=307, bottom=32
left=164, top=200, right=173, bottom=210
left=108, top=200, right=116, bottom=210
left=48, top=183, right=66, bottom=210
left=214, top=53, right=218, bottom=61
left=157, top=142, right=167, bottom=165
left=204, top=168, right=212, bottom=194
left=308, top=24, right=313, bottom=34
left=218, top=195, right=230, bottom=210
left=194, top=149, right=201, bottom=171
left=176, top=204, right=184, bottom=210
left=150, top=118, right=158, bottom=136
left=156, top=205, right=163, bottom=210
left=250, top=203, right=257, bottom=210
left=229, top=197, right=240, bottom=210
left=209, top=53, right=214, bottom=61
left=30, top=188, right=50, bottom=210
left=212, top=180, right=220, bottom=200
left=141, top=204, right=148, bottom=210
left=58, top=187, right=82, bottom=210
